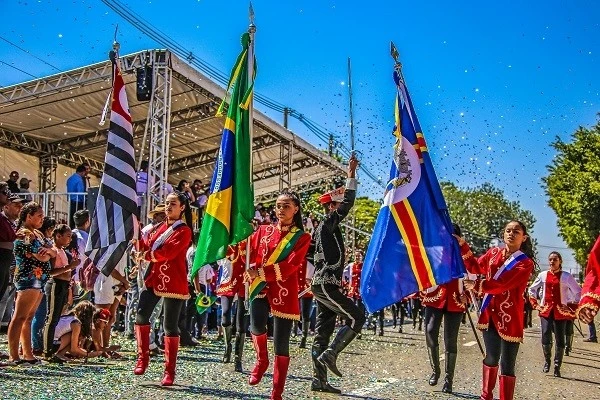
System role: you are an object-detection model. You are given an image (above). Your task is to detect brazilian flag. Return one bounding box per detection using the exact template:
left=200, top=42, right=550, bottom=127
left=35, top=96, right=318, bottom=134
left=191, top=33, right=256, bottom=278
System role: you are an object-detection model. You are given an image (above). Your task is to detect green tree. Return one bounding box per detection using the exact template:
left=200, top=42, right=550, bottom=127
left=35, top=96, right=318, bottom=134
left=441, top=182, right=537, bottom=260
left=301, top=193, right=380, bottom=251
left=542, top=118, right=600, bottom=266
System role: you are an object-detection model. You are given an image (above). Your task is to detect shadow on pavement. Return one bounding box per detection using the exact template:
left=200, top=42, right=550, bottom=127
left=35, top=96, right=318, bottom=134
left=139, top=382, right=270, bottom=398
left=554, top=375, right=600, bottom=385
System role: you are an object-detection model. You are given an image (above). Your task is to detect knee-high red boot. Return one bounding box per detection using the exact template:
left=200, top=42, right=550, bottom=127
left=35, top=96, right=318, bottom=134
left=499, top=375, right=516, bottom=400
left=248, top=333, right=269, bottom=386
left=161, top=336, right=180, bottom=386
left=133, top=324, right=150, bottom=375
left=271, top=355, right=290, bottom=400
left=481, top=364, right=498, bottom=400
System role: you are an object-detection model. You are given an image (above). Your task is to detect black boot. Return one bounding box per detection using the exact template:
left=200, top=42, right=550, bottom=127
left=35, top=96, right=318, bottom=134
left=542, top=344, right=552, bottom=373
left=317, top=326, right=358, bottom=377
left=233, top=332, right=244, bottom=372
left=554, top=346, right=564, bottom=377
left=565, top=335, right=573, bottom=356
left=427, top=345, right=441, bottom=386
left=441, top=352, right=457, bottom=393
left=222, top=326, right=233, bottom=363
left=299, top=325, right=309, bottom=349
left=311, top=344, right=341, bottom=394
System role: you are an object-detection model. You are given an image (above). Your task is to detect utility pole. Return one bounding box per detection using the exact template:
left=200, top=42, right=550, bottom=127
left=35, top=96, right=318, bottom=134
left=283, top=107, right=289, bottom=129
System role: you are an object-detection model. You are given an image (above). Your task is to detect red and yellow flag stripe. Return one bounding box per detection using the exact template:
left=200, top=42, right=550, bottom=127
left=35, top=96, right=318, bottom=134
left=390, top=199, right=436, bottom=290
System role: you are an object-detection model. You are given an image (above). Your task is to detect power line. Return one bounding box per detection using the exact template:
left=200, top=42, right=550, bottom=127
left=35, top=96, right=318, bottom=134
left=0, top=36, right=62, bottom=72
left=101, top=0, right=385, bottom=188
left=0, top=60, right=38, bottom=79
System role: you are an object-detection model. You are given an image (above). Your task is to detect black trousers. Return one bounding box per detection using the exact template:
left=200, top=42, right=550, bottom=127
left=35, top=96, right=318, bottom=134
left=250, top=297, right=293, bottom=356
left=482, top=322, right=520, bottom=376
left=42, top=278, right=71, bottom=354
left=136, top=289, right=184, bottom=337
left=221, top=296, right=235, bottom=327
left=299, top=297, right=313, bottom=331
left=312, top=283, right=366, bottom=349
left=541, top=314, right=567, bottom=348
left=0, top=248, right=13, bottom=302
left=221, top=296, right=248, bottom=333
left=424, top=307, right=463, bottom=353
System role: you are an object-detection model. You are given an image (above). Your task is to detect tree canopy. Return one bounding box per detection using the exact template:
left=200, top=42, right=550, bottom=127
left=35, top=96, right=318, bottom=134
left=441, top=182, right=537, bottom=259
left=543, top=118, right=600, bottom=266
left=301, top=193, right=380, bottom=251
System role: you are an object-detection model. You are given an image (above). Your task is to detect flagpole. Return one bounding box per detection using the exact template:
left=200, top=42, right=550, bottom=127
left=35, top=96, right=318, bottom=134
left=244, top=2, right=256, bottom=312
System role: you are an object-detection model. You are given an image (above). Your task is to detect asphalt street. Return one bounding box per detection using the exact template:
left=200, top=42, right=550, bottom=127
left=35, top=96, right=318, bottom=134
left=1, top=314, right=598, bottom=399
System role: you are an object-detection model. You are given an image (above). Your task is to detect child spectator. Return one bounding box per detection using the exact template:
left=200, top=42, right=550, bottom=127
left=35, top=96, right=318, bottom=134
left=51, top=301, right=102, bottom=362
left=42, top=224, right=79, bottom=359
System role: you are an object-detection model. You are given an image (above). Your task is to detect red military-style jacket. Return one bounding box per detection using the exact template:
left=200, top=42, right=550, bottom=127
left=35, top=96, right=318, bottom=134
left=460, top=243, right=534, bottom=343
left=250, top=223, right=311, bottom=320
left=216, top=240, right=247, bottom=298
left=577, top=235, right=600, bottom=317
left=347, top=262, right=363, bottom=300
left=528, top=270, right=580, bottom=321
left=140, top=221, right=192, bottom=300
left=421, top=278, right=468, bottom=313
left=298, top=259, right=314, bottom=299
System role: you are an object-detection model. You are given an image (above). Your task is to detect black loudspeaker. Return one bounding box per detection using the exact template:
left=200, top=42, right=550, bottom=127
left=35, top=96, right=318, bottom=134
left=136, top=66, right=153, bottom=101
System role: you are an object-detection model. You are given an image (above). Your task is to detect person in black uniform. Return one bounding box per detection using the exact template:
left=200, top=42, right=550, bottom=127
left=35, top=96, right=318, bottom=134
left=310, top=154, right=365, bottom=394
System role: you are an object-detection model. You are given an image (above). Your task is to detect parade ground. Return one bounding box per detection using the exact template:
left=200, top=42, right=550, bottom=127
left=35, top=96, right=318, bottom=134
left=1, top=314, right=598, bottom=400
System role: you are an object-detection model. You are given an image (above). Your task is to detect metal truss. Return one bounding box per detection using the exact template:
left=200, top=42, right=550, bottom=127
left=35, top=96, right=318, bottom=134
left=145, top=50, right=173, bottom=218
left=39, top=155, right=58, bottom=193
left=279, top=142, right=293, bottom=191
left=168, top=132, right=282, bottom=174
left=254, top=178, right=338, bottom=203
left=0, top=127, right=103, bottom=181
left=0, top=51, right=157, bottom=106
left=50, top=101, right=217, bottom=155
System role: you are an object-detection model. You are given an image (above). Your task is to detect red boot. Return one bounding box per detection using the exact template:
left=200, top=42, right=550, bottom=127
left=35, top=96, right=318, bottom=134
left=481, top=364, right=498, bottom=400
left=499, top=375, right=516, bottom=400
left=133, top=324, right=150, bottom=375
left=248, top=333, right=269, bottom=386
left=271, top=355, right=290, bottom=400
left=161, top=336, right=180, bottom=386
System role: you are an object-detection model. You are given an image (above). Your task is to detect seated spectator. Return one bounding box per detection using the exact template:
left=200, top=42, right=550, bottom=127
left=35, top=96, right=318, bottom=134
left=51, top=301, right=102, bottom=362
left=87, top=308, right=121, bottom=357
left=6, top=171, right=19, bottom=193
left=19, top=177, right=33, bottom=202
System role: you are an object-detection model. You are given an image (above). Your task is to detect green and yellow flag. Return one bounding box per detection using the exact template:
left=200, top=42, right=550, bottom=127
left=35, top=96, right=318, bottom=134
left=191, top=33, right=256, bottom=278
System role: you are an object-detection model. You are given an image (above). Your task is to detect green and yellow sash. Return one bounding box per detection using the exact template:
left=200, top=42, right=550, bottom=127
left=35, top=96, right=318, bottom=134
left=249, top=227, right=304, bottom=302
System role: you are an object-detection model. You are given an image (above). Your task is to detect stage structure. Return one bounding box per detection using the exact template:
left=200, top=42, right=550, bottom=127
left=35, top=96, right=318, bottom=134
left=0, top=50, right=345, bottom=219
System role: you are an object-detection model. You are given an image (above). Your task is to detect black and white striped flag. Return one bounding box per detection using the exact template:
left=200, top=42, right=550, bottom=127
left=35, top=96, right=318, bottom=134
left=85, top=54, right=139, bottom=276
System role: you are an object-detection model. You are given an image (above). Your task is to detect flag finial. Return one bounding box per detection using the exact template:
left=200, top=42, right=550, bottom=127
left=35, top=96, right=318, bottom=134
left=249, top=2, right=255, bottom=29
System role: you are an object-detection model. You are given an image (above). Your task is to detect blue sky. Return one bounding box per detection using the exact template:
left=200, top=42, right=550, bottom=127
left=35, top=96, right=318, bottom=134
left=1, top=0, right=599, bottom=271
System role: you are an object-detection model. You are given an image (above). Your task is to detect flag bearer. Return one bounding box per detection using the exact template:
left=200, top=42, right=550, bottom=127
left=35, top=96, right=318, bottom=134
left=243, top=189, right=311, bottom=400
left=461, top=220, right=535, bottom=400
left=132, top=192, right=193, bottom=386
left=310, top=154, right=365, bottom=394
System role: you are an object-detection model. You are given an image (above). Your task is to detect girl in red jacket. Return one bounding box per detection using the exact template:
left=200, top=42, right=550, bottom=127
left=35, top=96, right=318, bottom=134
left=132, top=192, right=193, bottom=386
left=461, top=220, right=535, bottom=400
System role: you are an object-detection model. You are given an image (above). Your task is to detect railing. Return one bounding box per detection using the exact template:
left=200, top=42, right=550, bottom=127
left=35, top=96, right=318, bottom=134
left=26, top=191, right=200, bottom=232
